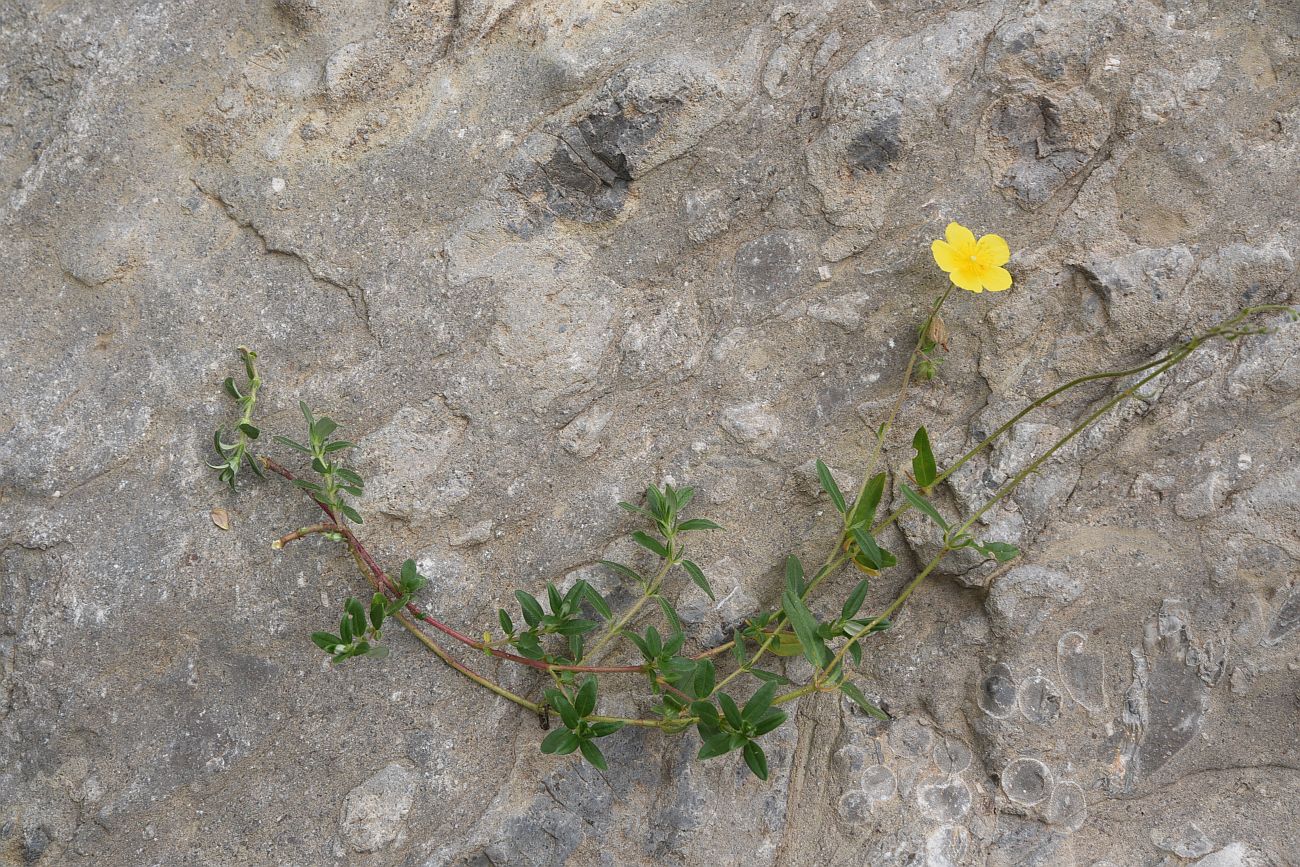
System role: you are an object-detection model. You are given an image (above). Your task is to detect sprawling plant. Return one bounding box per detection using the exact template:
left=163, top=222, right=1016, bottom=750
left=209, top=223, right=1294, bottom=780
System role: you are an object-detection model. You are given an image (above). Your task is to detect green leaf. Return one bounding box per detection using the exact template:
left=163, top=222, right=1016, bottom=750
left=498, top=608, right=514, bottom=635
left=323, top=440, right=353, bottom=453
left=979, top=541, right=1020, bottom=562
left=370, top=593, right=385, bottom=631
left=742, top=681, right=777, bottom=724
left=339, top=504, right=363, bottom=525
left=346, top=597, right=366, bottom=638
left=546, top=583, right=563, bottom=616
left=540, top=729, right=580, bottom=755
left=751, top=708, right=787, bottom=736
left=578, top=739, right=608, bottom=770
left=312, top=417, right=338, bottom=441
left=275, top=436, right=313, bottom=455
left=816, top=459, right=847, bottom=514
left=743, top=741, right=768, bottom=780
left=676, top=518, right=723, bottom=533
left=655, top=596, right=683, bottom=636
left=626, top=631, right=652, bottom=660
left=311, top=632, right=343, bottom=651
left=645, top=625, right=663, bottom=659
left=552, top=618, right=598, bottom=636
left=848, top=472, right=886, bottom=530
left=223, top=377, right=241, bottom=400
left=339, top=614, right=353, bottom=644
left=588, top=721, right=624, bottom=738
left=693, top=659, right=716, bottom=698
left=749, top=669, right=792, bottom=686
left=335, top=467, right=364, bottom=486
left=718, top=692, right=742, bottom=729
left=841, top=579, right=870, bottom=621
left=676, top=486, right=696, bottom=511
left=901, top=484, right=948, bottom=530
left=840, top=682, right=889, bottom=720
left=698, top=732, right=736, bottom=760
left=850, top=527, right=887, bottom=572
left=645, top=485, right=666, bottom=521
left=781, top=589, right=831, bottom=669
left=911, top=426, right=937, bottom=488
left=784, top=556, right=805, bottom=595
left=575, top=678, right=597, bottom=717
left=580, top=583, right=612, bottom=619
left=681, top=560, right=714, bottom=601
left=632, top=531, right=669, bottom=558
left=544, top=689, right=580, bottom=730
left=515, top=591, right=544, bottom=628
left=599, top=560, right=645, bottom=587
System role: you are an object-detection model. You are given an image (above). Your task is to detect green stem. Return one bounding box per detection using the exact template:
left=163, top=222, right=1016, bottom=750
left=585, top=545, right=676, bottom=660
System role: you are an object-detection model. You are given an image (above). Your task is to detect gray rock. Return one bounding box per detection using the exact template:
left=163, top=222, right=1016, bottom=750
left=340, top=763, right=416, bottom=852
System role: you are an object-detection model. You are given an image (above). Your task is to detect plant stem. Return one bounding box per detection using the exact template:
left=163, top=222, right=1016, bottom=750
left=586, top=551, right=675, bottom=660
left=270, top=521, right=339, bottom=549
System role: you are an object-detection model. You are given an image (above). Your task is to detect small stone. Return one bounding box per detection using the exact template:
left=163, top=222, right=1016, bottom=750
left=339, top=763, right=416, bottom=853
left=449, top=520, right=494, bottom=548
left=720, top=402, right=780, bottom=451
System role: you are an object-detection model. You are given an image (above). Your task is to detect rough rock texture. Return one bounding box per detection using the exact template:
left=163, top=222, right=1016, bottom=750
left=1, top=0, right=1298, bottom=865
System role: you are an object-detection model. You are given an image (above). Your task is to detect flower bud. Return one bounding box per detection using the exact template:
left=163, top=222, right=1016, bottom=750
left=926, top=314, right=949, bottom=351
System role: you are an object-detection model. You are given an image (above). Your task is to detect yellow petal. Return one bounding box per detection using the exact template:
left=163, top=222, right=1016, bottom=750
left=949, top=268, right=984, bottom=293
left=931, top=239, right=959, bottom=272
left=975, top=233, right=1010, bottom=267
left=981, top=265, right=1012, bottom=292
left=945, top=222, right=976, bottom=254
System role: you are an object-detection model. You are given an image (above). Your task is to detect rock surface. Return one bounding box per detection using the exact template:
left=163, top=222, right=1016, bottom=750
left=1, top=1, right=1298, bottom=865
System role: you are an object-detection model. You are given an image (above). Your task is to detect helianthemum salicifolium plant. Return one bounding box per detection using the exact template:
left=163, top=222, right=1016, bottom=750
left=209, top=221, right=1296, bottom=780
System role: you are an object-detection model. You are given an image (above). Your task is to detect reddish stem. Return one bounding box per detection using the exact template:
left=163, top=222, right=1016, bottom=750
left=262, top=456, right=647, bottom=675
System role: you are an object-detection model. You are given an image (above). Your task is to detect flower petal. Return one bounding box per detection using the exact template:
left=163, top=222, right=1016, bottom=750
left=931, top=239, right=959, bottom=273
left=981, top=265, right=1012, bottom=292
left=975, top=233, right=1010, bottom=267
left=949, top=268, right=984, bottom=293
left=945, top=222, right=976, bottom=254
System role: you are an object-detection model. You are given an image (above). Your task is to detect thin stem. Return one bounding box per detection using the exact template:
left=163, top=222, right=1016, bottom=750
left=270, top=521, right=339, bottom=550
left=586, top=552, right=675, bottom=660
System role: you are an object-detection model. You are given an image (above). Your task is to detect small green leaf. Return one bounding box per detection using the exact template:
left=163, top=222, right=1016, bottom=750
left=599, top=560, right=645, bottom=587
left=346, top=597, right=366, bottom=638
left=312, top=417, right=338, bottom=441
left=339, top=504, right=363, bottom=524
left=848, top=472, right=886, bottom=529
left=223, top=377, right=241, bottom=400
left=339, top=614, right=353, bottom=644
left=698, top=732, right=736, bottom=760
left=311, top=632, right=342, bottom=651
left=515, top=591, right=544, bottom=628
left=718, top=692, right=742, bottom=729
left=275, top=436, right=313, bottom=455
left=323, top=440, right=353, bottom=453
left=575, top=678, right=597, bottom=717
left=544, top=689, right=580, bottom=730
left=742, top=681, right=777, bottom=724
left=645, top=485, right=666, bottom=521
left=546, top=583, right=563, bottom=616
left=816, top=459, right=847, bottom=514
left=498, top=608, right=514, bottom=635
left=578, top=739, right=608, bottom=770
left=632, top=531, right=669, bottom=558
left=552, top=618, right=598, bottom=636
left=238, top=422, right=259, bottom=439
left=979, top=541, right=1020, bottom=562
left=850, top=527, right=886, bottom=572
left=693, top=659, right=716, bottom=698
left=841, top=579, right=870, bottom=621
left=901, top=484, right=948, bottom=530
left=781, top=589, right=830, bottom=669
left=299, top=401, right=315, bottom=427
left=540, top=729, right=580, bottom=755
left=676, top=518, right=723, bottom=533
left=840, top=682, right=889, bottom=720
left=743, top=741, right=768, bottom=780
left=588, top=721, right=624, bottom=738
left=655, top=596, right=683, bottom=636
left=580, top=583, right=612, bottom=619
left=681, top=560, right=714, bottom=601
left=370, top=593, right=385, bottom=631
left=911, top=426, right=937, bottom=488
left=784, top=556, right=805, bottom=595
left=751, top=708, right=787, bottom=736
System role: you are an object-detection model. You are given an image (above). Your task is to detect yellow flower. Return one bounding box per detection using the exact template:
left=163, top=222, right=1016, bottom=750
left=930, top=222, right=1012, bottom=293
